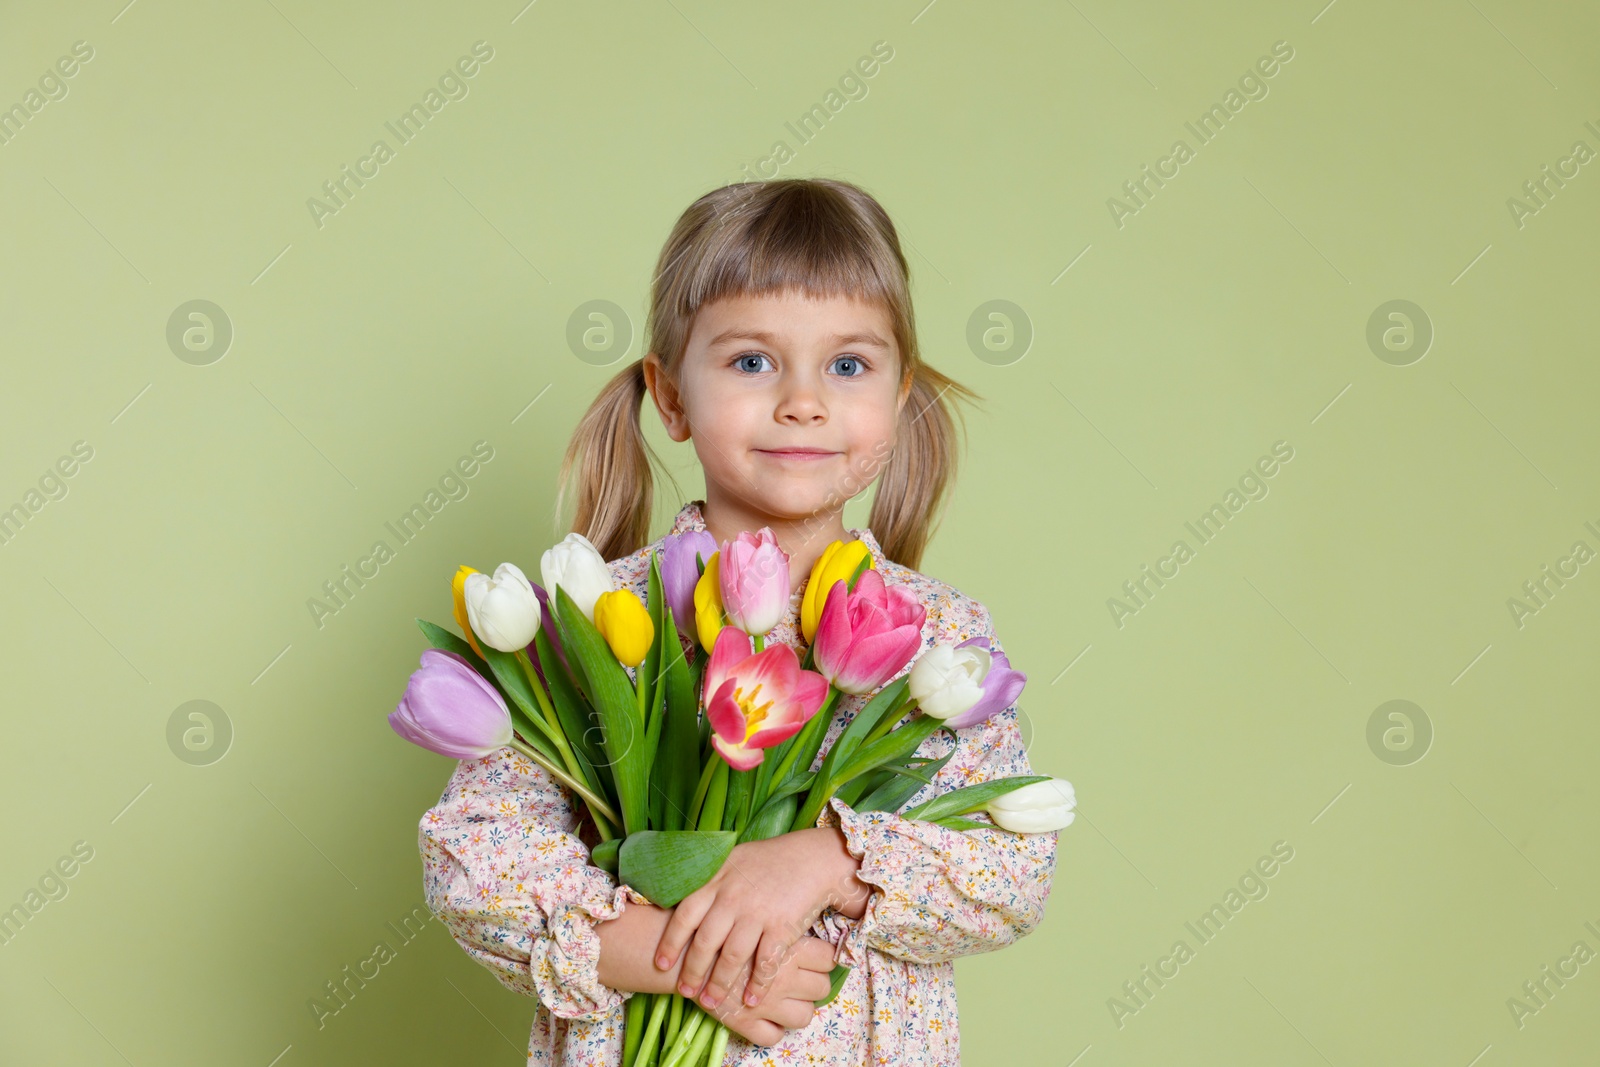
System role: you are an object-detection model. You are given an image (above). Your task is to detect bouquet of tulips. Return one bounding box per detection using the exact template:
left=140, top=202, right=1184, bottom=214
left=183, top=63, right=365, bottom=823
left=390, top=527, right=1076, bottom=1067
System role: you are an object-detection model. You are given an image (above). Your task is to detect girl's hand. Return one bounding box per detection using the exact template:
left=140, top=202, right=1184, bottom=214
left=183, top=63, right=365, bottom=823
left=704, top=934, right=836, bottom=1047
left=654, top=828, right=862, bottom=1011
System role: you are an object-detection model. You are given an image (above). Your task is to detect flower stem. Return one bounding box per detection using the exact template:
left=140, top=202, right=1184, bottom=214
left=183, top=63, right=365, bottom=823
left=675, top=1017, right=713, bottom=1067
left=659, top=1004, right=706, bottom=1067
left=766, top=688, right=838, bottom=792
left=636, top=661, right=649, bottom=726
left=662, top=993, right=684, bottom=1061
left=507, top=736, right=619, bottom=839
left=686, top=756, right=719, bottom=829
left=629, top=992, right=671, bottom=1067
left=696, top=760, right=730, bottom=833
left=861, top=690, right=916, bottom=747
left=703, top=1023, right=729, bottom=1067
left=516, top=649, right=586, bottom=784
left=622, top=990, right=645, bottom=1067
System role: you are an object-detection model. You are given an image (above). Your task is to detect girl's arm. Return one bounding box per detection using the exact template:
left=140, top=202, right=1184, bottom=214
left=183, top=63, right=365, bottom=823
left=595, top=899, right=684, bottom=994
left=813, top=604, right=1061, bottom=967
left=419, top=746, right=656, bottom=1019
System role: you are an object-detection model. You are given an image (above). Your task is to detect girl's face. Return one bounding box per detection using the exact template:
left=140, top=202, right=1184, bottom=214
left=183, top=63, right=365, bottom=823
left=648, top=288, right=912, bottom=529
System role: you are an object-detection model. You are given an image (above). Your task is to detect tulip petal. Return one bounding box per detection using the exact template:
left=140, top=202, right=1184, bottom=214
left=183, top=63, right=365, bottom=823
left=389, top=648, right=512, bottom=759
left=942, top=665, right=1027, bottom=730
left=829, top=626, right=922, bottom=694
left=705, top=678, right=747, bottom=744
left=702, top=626, right=753, bottom=712
left=710, top=733, right=765, bottom=770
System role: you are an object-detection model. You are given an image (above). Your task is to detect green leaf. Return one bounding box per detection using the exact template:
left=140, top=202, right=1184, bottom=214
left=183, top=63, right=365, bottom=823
left=749, top=738, right=778, bottom=816
left=534, top=626, right=614, bottom=811
left=640, top=553, right=666, bottom=738
left=856, top=749, right=958, bottom=814
left=725, top=766, right=755, bottom=833
left=784, top=681, right=900, bottom=831
left=618, top=830, right=737, bottom=907
left=765, top=690, right=834, bottom=794
left=479, top=644, right=563, bottom=749
left=930, top=816, right=995, bottom=832
left=830, top=714, right=945, bottom=788
left=900, top=775, right=1053, bottom=823
left=643, top=655, right=668, bottom=829
left=554, top=585, right=650, bottom=835
left=761, top=770, right=815, bottom=807
left=416, top=618, right=484, bottom=669
left=590, top=837, right=620, bottom=874
left=737, top=792, right=798, bottom=844
left=694, top=652, right=711, bottom=754
left=657, top=602, right=700, bottom=831
left=833, top=773, right=875, bottom=810
left=827, top=676, right=910, bottom=779
left=815, top=963, right=851, bottom=1007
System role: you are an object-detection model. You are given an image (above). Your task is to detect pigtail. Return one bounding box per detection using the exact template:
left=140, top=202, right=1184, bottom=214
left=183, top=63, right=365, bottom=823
left=554, top=357, right=676, bottom=563
left=869, top=362, right=983, bottom=571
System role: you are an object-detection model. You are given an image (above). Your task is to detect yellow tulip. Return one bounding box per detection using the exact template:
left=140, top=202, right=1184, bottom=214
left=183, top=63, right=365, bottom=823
left=451, top=564, right=486, bottom=660
left=801, top=538, right=872, bottom=644
left=594, top=589, right=654, bottom=668
left=693, top=551, right=725, bottom=653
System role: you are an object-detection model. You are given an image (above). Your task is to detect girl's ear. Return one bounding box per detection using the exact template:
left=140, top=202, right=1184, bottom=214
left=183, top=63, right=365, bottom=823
left=643, top=351, right=692, bottom=442
left=895, top=360, right=915, bottom=415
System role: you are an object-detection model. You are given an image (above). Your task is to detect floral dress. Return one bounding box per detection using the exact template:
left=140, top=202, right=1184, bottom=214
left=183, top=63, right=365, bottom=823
left=418, top=501, right=1059, bottom=1065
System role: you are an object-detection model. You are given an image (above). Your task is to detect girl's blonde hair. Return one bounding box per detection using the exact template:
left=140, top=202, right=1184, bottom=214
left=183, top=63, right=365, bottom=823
left=555, top=177, right=981, bottom=571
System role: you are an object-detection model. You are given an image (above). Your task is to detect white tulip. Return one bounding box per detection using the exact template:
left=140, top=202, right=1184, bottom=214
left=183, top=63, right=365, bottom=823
left=907, top=643, right=991, bottom=720
left=462, top=562, right=542, bottom=652
left=540, top=532, right=614, bottom=623
left=987, top=778, right=1076, bottom=833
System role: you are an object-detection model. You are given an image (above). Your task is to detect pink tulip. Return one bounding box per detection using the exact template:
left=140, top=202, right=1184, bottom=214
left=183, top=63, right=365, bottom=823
left=938, top=635, right=1027, bottom=729
left=812, top=568, right=927, bottom=695
left=389, top=649, right=513, bottom=759
left=704, top=626, right=829, bottom=770
left=718, top=528, right=790, bottom=637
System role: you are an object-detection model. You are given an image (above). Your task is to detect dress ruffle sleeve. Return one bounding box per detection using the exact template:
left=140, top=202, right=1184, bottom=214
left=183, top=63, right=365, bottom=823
left=419, top=745, right=652, bottom=1020
left=814, top=605, right=1060, bottom=968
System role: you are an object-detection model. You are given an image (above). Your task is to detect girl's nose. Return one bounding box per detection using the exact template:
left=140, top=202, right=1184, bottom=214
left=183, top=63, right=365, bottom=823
left=775, top=380, right=827, bottom=423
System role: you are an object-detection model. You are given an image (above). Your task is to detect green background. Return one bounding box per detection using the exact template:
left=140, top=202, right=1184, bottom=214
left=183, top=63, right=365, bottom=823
left=3, top=1, right=1597, bottom=1064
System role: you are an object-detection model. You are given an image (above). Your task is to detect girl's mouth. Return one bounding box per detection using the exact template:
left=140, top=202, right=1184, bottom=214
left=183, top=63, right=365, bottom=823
left=757, top=449, right=840, bottom=462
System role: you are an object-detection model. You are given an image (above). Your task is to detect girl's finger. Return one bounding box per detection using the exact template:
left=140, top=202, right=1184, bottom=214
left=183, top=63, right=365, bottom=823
left=772, top=996, right=820, bottom=1032
left=738, top=1018, right=783, bottom=1048
left=797, top=966, right=832, bottom=1001
left=654, top=888, right=714, bottom=971
left=702, top=919, right=763, bottom=1009
left=677, top=908, right=736, bottom=1001
left=742, top=928, right=795, bottom=1007
left=796, top=935, right=837, bottom=972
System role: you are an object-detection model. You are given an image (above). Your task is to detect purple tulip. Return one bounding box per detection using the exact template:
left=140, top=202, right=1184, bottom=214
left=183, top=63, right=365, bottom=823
left=813, top=569, right=927, bottom=695
left=939, top=635, right=1027, bottom=729
left=389, top=649, right=513, bottom=759
left=661, top=529, right=718, bottom=644
left=719, top=528, right=790, bottom=637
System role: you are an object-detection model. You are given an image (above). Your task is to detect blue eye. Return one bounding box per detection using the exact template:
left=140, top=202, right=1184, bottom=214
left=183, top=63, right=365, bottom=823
left=733, top=353, right=772, bottom=373
left=729, top=352, right=871, bottom=376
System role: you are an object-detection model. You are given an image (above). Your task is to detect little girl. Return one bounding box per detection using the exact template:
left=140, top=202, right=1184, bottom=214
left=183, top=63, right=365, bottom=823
left=419, top=178, right=1059, bottom=1065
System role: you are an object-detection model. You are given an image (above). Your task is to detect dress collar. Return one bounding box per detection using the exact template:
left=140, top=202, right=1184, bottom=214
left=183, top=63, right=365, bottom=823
left=668, top=499, right=885, bottom=570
